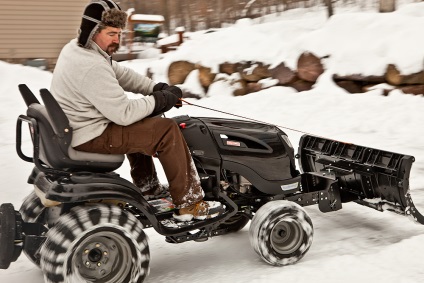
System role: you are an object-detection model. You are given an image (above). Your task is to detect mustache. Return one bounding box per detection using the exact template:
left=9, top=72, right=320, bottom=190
left=107, top=42, right=120, bottom=54
left=110, top=42, right=119, bottom=48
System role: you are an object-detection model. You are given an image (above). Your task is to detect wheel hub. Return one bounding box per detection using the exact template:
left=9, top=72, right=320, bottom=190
left=74, top=234, right=131, bottom=282
left=278, top=229, right=288, bottom=238
left=80, top=241, right=114, bottom=272
left=87, top=247, right=104, bottom=263
left=270, top=220, right=303, bottom=255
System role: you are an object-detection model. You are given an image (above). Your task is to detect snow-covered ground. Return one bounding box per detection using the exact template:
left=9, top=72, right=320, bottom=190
left=1, top=2, right=424, bottom=282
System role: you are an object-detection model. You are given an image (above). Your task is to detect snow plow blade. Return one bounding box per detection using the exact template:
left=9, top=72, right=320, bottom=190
left=298, top=134, right=424, bottom=224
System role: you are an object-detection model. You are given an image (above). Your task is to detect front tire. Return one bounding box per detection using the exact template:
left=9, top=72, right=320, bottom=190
left=40, top=204, right=149, bottom=283
left=249, top=200, right=313, bottom=266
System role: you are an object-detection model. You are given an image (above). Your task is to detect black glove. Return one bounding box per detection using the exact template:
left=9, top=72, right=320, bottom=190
left=150, top=89, right=180, bottom=116
left=153, top=82, right=169, bottom=92
left=166, top=86, right=183, bottom=108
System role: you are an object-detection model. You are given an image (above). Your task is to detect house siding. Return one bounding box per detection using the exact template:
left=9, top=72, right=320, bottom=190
left=0, top=0, right=88, bottom=69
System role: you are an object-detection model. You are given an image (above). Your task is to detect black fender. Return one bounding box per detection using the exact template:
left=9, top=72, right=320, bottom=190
left=222, top=160, right=301, bottom=195
left=35, top=172, right=157, bottom=221
left=35, top=171, right=239, bottom=236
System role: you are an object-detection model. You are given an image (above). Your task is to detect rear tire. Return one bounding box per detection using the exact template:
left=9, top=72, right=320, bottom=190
left=19, top=191, right=46, bottom=267
left=249, top=200, right=313, bottom=266
left=0, top=203, right=16, bottom=269
left=40, top=204, right=149, bottom=283
left=20, top=190, right=45, bottom=223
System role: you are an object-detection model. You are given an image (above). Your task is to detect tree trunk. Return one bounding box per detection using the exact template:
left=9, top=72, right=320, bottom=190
left=379, top=0, right=396, bottom=13
left=180, top=0, right=190, bottom=31
left=174, top=0, right=184, bottom=30
left=217, top=0, right=223, bottom=28
left=160, top=0, right=170, bottom=35
left=243, top=0, right=257, bottom=17
left=324, top=0, right=334, bottom=18
left=199, top=0, right=210, bottom=30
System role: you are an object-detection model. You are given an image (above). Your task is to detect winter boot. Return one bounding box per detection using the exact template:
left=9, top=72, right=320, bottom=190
left=141, top=184, right=170, bottom=200
left=173, top=200, right=225, bottom=221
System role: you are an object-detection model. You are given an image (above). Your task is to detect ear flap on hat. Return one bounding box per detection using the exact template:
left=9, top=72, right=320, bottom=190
left=78, top=17, right=98, bottom=47
left=77, top=0, right=122, bottom=48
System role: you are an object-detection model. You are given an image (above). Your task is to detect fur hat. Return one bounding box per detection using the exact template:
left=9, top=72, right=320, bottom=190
left=78, top=0, right=127, bottom=48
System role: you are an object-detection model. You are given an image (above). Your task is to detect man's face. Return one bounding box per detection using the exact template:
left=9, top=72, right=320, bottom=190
left=93, top=26, right=121, bottom=55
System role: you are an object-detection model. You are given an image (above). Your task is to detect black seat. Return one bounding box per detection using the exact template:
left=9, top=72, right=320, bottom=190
left=18, top=84, right=124, bottom=173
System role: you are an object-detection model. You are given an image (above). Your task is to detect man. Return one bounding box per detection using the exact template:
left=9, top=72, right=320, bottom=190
left=50, top=0, right=223, bottom=221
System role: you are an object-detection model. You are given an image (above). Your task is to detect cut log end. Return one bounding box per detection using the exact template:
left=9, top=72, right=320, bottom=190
left=297, top=52, right=324, bottom=82
left=168, top=61, right=196, bottom=85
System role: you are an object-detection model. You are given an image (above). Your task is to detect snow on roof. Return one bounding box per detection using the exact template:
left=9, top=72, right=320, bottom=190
left=130, top=14, right=165, bottom=22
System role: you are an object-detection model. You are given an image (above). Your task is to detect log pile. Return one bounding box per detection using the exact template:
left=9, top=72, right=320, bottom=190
left=333, top=64, right=424, bottom=95
left=384, top=64, right=424, bottom=95
left=165, top=52, right=424, bottom=97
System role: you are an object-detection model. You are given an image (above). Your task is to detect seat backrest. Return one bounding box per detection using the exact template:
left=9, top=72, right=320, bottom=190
left=19, top=84, right=40, bottom=106
left=19, top=85, right=124, bottom=173
left=39, top=88, right=74, bottom=158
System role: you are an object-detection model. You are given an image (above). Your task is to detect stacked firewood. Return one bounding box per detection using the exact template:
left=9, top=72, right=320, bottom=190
left=165, top=52, right=424, bottom=97
left=334, top=63, right=424, bottom=96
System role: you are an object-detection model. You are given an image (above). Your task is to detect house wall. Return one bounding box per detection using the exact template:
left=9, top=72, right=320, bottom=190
left=0, top=0, right=88, bottom=69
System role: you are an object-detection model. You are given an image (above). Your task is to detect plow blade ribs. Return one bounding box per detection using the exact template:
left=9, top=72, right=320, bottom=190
left=298, top=134, right=424, bottom=224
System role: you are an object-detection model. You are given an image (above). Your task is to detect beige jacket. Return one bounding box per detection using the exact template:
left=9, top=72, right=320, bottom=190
left=50, top=38, right=156, bottom=147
